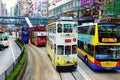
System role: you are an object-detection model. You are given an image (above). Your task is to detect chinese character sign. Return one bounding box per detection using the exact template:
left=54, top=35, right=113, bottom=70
left=81, top=0, right=93, bottom=6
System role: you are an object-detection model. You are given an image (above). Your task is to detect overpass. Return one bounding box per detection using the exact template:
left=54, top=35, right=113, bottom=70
left=0, top=16, right=56, bottom=27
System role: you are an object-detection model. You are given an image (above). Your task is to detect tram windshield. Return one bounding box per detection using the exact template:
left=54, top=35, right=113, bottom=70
left=95, top=46, right=120, bottom=60
left=64, top=24, right=72, bottom=33
left=37, top=36, right=46, bottom=40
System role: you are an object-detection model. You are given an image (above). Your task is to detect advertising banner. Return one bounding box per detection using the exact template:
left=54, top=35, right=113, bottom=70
left=81, top=0, right=93, bottom=6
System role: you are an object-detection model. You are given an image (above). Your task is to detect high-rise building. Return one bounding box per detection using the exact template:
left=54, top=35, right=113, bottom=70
left=33, top=0, right=47, bottom=17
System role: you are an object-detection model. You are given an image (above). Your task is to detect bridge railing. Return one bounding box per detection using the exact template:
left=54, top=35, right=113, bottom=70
left=25, top=17, right=33, bottom=28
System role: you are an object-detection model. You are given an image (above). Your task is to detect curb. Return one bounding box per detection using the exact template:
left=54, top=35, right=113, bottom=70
left=17, top=54, right=28, bottom=80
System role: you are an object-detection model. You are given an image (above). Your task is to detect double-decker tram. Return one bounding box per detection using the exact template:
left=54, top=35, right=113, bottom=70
left=46, top=17, right=78, bottom=71
left=19, top=26, right=29, bottom=44
left=78, top=21, right=120, bottom=70
left=30, top=26, right=47, bottom=46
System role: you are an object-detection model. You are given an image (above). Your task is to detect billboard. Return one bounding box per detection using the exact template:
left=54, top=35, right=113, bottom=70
left=81, top=0, right=93, bottom=6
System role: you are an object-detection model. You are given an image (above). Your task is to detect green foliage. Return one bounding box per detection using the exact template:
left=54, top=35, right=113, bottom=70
left=5, top=39, right=27, bottom=80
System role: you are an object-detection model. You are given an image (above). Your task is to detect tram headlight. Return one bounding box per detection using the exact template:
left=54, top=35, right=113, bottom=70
left=57, top=60, right=66, bottom=66
left=73, top=38, right=76, bottom=42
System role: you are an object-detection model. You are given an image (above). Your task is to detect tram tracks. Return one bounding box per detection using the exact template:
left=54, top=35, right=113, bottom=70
left=23, top=44, right=89, bottom=80
left=35, top=45, right=86, bottom=80
left=26, top=44, right=61, bottom=80
left=23, top=45, right=44, bottom=80
left=22, top=47, right=35, bottom=80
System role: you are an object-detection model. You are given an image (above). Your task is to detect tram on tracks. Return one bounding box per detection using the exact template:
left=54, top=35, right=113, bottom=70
left=19, top=26, right=29, bottom=44
left=46, top=17, right=78, bottom=71
left=29, top=26, right=47, bottom=46
left=77, top=19, right=120, bottom=70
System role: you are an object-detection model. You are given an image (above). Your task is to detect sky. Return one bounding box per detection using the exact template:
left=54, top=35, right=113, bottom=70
left=2, top=0, right=17, bottom=13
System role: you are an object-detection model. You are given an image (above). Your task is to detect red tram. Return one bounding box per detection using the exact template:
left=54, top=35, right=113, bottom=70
left=29, top=26, right=47, bottom=46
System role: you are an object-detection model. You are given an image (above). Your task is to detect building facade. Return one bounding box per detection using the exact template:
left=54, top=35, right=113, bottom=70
left=104, top=0, right=120, bottom=18
left=48, top=0, right=104, bottom=22
left=16, top=0, right=47, bottom=17
left=48, top=0, right=80, bottom=20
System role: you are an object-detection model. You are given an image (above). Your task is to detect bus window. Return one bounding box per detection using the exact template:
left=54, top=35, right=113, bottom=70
left=57, top=45, right=64, bottom=55
left=88, top=25, right=95, bottom=35
left=64, top=24, right=72, bottom=33
left=65, top=46, right=71, bottom=55
left=57, top=24, right=62, bottom=33
left=72, top=45, right=77, bottom=54
left=98, top=24, right=120, bottom=42
left=78, top=26, right=88, bottom=34
left=95, top=46, right=120, bottom=60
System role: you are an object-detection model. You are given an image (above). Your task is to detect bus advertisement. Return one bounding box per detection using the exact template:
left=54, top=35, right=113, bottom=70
left=78, top=22, right=120, bottom=70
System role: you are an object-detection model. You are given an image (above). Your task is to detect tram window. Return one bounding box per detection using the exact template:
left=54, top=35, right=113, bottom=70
left=65, top=46, right=71, bottom=55
left=57, top=24, right=62, bottom=33
left=57, top=46, right=64, bottom=55
left=4, top=37, right=8, bottom=40
left=37, top=37, right=41, bottom=40
left=73, top=24, right=77, bottom=33
left=72, top=45, right=77, bottom=54
left=0, top=38, right=2, bottom=41
left=64, top=24, right=72, bottom=33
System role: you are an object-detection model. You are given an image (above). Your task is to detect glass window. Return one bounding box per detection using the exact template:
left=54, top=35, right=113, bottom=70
left=72, top=45, right=77, bottom=54
left=37, top=36, right=46, bottom=40
left=95, top=46, right=120, bottom=60
left=65, top=46, right=71, bottom=55
left=4, top=37, right=8, bottom=40
left=57, top=45, right=64, bottom=55
left=57, top=24, right=62, bottom=33
left=98, top=24, right=120, bottom=42
left=88, top=25, right=95, bottom=35
left=64, top=24, right=72, bottom=33
left=78, top=26, right=89, bottom=34
left=73, top=23, right=77, bottom=33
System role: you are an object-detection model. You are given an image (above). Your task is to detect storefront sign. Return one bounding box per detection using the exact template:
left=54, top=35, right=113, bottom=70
left=81, top=0, right=93, bottom=6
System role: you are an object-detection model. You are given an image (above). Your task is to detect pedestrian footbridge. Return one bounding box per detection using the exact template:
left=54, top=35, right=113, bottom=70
left=0, top=16, right=51, bottom=27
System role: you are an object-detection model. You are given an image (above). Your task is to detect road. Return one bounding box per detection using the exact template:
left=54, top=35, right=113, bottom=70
left=23, top=44, right=120, bottom=80
left=0, top=37, right=21, bottom=75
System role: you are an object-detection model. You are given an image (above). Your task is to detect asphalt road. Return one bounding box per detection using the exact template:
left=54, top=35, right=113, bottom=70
left=0, top=37, right=21, bottom=75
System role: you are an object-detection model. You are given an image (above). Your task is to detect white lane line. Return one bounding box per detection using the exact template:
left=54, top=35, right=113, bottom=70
left=10, top=39, right=15, bottom=61
left=77, top=66, right=92, bottom=80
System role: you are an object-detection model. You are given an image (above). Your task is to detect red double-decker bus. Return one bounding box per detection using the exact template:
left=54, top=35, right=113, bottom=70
left=30, top=26, right=47, bottom=46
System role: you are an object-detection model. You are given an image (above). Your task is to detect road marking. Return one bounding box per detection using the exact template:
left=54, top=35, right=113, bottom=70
left=77, top=66, right=92, bottom=80
left=10, top=39, right=15, bottom=61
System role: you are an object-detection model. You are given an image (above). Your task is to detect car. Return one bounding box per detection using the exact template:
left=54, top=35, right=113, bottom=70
left=0, top=42, right=4, bottom=51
